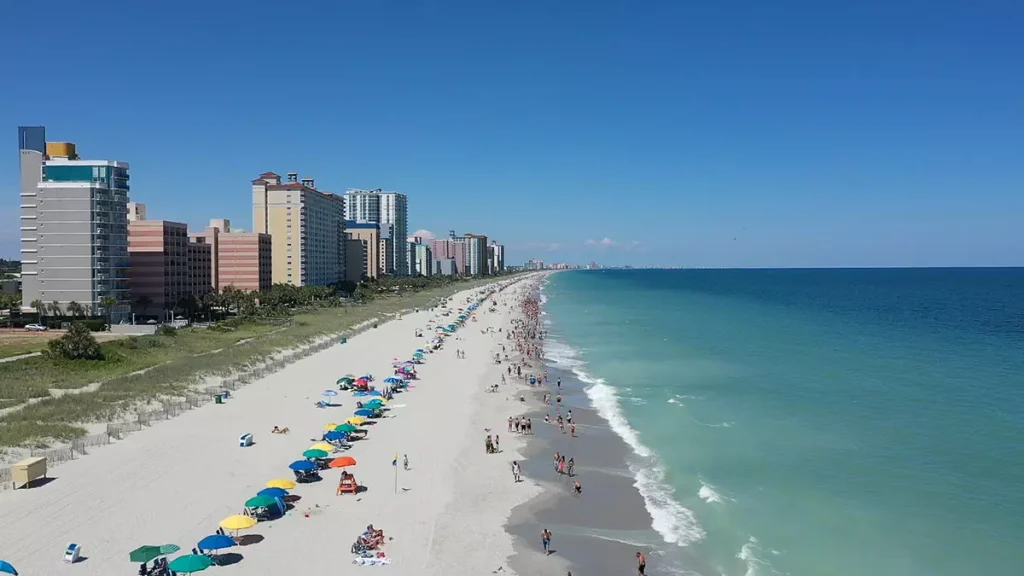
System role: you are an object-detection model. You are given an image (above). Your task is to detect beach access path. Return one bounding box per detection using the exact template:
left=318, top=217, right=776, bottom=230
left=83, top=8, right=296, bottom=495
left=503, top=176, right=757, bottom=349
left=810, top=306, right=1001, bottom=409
left=0, top=279, right=542, bottom=575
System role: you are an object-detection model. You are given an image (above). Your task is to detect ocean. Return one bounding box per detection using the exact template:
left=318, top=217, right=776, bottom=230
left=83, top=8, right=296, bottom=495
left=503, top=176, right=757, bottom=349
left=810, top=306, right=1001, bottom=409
left=539, top=268, right=1024, bottom=576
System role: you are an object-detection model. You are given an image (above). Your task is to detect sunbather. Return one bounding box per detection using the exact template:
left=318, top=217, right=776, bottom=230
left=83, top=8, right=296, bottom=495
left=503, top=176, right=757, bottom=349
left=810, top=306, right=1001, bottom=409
left=271, top=426, right=290, bottom=434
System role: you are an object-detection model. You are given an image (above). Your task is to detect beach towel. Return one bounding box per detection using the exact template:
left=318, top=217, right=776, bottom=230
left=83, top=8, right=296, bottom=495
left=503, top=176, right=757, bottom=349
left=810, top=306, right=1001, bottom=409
left=352, top=557, right=391, bottom=566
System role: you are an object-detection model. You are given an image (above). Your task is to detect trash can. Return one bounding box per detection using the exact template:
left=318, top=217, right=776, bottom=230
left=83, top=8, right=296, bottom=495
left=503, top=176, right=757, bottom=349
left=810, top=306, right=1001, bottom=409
left=214, top=394, right=223, bottom=404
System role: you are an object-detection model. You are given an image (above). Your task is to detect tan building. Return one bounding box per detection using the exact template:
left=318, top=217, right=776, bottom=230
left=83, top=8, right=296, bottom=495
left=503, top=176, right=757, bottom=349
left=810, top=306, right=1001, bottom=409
left=190, top=219, right=272, bottom=293
left=345, top=222, right=381, bottom=279
left=252, top=172, right=346, bottom=287
left=127, top=202, right=147, bottom=222
left=129, top=220, right=212, bottom=317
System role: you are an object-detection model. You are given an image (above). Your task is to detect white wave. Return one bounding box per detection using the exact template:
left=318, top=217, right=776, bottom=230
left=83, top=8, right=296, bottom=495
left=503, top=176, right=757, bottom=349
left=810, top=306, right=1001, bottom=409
left=586, top=380, right=706, bottom=546
left=667, top=397, right=685, bottom=406
left=696, top=420, right=734, bottom=428
left=628, top=396, right=648, bottom=406
left=737, top=536, right=778, bottom=576
left=698, top=480, right=732, bottom=504
left=544, top=339, right=585, bottom=370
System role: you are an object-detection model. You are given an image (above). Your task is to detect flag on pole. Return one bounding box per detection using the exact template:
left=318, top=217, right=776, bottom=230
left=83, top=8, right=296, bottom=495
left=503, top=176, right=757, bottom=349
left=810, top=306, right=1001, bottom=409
left=392, top=454, right=398, bottom=467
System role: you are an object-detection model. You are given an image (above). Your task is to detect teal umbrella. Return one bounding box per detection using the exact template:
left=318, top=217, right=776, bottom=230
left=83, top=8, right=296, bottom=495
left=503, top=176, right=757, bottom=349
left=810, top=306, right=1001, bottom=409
left=244, top=495, right=278, bottom=509
left=128, top=544, right=179, bottom=563
left=167, top=554, right=213, bottom=573
left=334, top=424, right=358, bottom=433
left=302, top=449, right=329, bottom=459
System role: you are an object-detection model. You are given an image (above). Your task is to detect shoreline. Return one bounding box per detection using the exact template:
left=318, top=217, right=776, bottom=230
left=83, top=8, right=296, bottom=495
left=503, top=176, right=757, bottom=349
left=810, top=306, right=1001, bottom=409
left=0, top=275, right=544, bottom=575
left=503, top=275, right=692, bottom=576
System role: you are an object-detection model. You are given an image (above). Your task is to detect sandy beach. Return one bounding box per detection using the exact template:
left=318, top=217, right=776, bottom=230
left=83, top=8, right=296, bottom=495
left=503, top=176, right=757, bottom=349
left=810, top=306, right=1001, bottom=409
left=0, top=275, right=546, bottom=576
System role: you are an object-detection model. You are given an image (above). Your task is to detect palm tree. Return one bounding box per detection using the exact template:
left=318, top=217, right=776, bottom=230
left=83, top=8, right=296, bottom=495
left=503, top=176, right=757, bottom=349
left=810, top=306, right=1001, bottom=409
left=100, top=296, right=118, bottom=327
left=31, top=299, right=45, bottom=324
left=136, top=295, right=153, bottom=319
left=48, top=301, right=63, bottom=318
left=66, top=300, right=85, bottom=318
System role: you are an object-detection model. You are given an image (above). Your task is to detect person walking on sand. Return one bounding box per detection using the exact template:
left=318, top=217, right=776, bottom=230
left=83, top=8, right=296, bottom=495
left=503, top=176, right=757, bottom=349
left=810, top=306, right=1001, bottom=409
left=541, top=529, right=552, bottom=555
left=571, top=421, right=577, bottom=437
left=403, top=454, right=410, bottom=470
left=512, top=460, right=521, bottom=483
left=508, top=417, right=514, bottom=433
left=567, top=457, right=575, bottom=477
left=527, top=418, right=533, bottom=434
left=637, top=552, right=646, bottom=575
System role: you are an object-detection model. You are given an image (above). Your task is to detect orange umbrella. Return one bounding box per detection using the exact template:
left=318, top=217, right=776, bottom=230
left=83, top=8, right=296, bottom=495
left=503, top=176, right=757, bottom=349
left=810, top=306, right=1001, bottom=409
left=328, top=456, right=358, bottom=469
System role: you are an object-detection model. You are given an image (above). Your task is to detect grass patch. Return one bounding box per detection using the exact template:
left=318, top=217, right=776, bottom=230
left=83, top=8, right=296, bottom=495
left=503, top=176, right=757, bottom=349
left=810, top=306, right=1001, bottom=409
left=0, top=280, right=495, bottom=447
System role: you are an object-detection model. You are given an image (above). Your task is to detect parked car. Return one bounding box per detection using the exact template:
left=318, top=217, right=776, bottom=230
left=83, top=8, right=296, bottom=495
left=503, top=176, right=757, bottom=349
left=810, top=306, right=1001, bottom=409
left=24, top=324, right=48, bottom=332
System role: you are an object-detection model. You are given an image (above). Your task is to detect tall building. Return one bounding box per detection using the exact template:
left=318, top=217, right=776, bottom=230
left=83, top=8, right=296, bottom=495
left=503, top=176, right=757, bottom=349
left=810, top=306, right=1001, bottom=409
left=490, top=240, right=505, bottom=274
left=343, top=189, right=409, bottom=275
left=127, top=202, right=147, bottom=222
left=252, top=172, right=346, bottom=287
left=190, top=219, right=272, bottom=293
left=412, top=242, right=433, bottom=276
left=129, top=219, right=212, bottom=316
left=429, top=234, right=466, bottom=276
left=18, top=127, right=130, bottom=320
left=462, top=233, right=489, bottom=275
left=378, top=222, right=395, bottom=275
left=346, top=221, right=381, bottom=279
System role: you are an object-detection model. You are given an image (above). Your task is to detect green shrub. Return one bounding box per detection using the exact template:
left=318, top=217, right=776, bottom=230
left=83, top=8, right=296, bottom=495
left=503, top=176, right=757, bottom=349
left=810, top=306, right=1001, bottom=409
left=45, top=322, right=104, bottom=360
left=155, top=325, right=177, bottom=337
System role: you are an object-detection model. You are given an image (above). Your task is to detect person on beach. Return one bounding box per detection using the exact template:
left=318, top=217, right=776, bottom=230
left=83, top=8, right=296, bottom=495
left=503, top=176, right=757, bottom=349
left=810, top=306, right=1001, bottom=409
left=554, top=453, right=560, bottom=473
left=541, top=529, right=552, bottom=555
left=512, top=460, right=521, bottom=482
left=567, top=457, right=575, bottom=477
left=557, top=377, right=561, bottom=388
left=566, top=409, right=573, bottom=423
left=527, top=418, right=533, bottom=434
left=570, top=421, right=576, bottom=437
left=556, top=394, right=562, bottom=405
left=573, top=480, right=582, bottom=495
left=495, top=435, right=500, bottom=452
left=508, top=417, right=514, bottom=433
left=544, top=414, right=550, bottom=424
left=403, top=454, right=410, bottom=470
left=558, top=456, right=566, bottom=475
left=637, top=552, right=646, bottom=575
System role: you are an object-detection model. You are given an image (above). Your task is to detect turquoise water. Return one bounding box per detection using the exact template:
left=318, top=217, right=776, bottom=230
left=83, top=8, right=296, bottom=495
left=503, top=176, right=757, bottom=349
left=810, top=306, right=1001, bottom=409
left=541, top=269, right=1024, bottom=576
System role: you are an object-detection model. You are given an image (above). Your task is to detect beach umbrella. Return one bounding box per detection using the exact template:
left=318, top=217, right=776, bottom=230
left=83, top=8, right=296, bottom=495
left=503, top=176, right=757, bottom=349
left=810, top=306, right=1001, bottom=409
left=384, top=377, right=402, bottom=384
left=257, top=487, right=289, bottom=499
left=413, top=352, right=424, bottom=357
left=365, top=390, right=383, bottom=397
left=353, top=409, right=374, bottom=417
left=245, top=495, right=278, bottom=509
left=128, top=545, right=179, bottom=564
left=197, top=534, right=236, bottom=551
left=0, top=561, right=15, bottom=576
left=364, top=399, right=385, bottom=406
left=303, top=449, right=329, bottom=460
left=341, top=373, right=355, bottom=378
left=322, top=431, right=346, bottom=441
left=361, top=374, right=374, bottom=381
left=323, top=422, right=340, bottom=431
left=322, top=390, right=339, bottom=397
left=337, top=377, right=354, bottom=385
left=289, top=460, right=316, bottom=472
left=415, top=348, right=424, bottom=352
left=266, top=478, right=296, bottom=490
left=346, top=416, right=366, bottom=426
left=328, top=456, right=357, bottom=468
left=309, top=442, right=335, bottom=452
left=168, top=554, right=213, bottom=574
left=219, top=515, right=258, bottom=532
left=334, top=423, right=358, bottom=433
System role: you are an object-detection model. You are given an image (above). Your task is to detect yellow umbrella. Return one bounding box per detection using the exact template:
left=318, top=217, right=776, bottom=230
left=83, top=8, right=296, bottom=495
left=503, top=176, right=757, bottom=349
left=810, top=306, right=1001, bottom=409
left=266, top=478, right=297, bottom=490
left=346, top=416, right=366, bottom=426
left=309, top=442, right=334, bottom=452
left=323, top=422, right=339, bottom=431
left=220, top=515, right=257, bottom=531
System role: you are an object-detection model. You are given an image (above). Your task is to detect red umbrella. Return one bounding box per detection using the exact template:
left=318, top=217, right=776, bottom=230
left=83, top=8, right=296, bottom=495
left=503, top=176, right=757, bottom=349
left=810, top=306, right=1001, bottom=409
left=329, top=456, right=358, bottom=468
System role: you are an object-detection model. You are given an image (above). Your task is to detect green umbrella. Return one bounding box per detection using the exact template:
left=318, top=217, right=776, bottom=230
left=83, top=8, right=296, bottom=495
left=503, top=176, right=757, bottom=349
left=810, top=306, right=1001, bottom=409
left=335, top=423, right=358, bottom=433
left=244, top=495, right=278, bottom=509
left=168, top=554, right=213, bottom=573
left=337, top=377, right=355, bottom=384
left=129, top=544, right=179, bottom=563
left=303, top=449, right=329, bottom=459
left=364, top=399, right=385, bottom=406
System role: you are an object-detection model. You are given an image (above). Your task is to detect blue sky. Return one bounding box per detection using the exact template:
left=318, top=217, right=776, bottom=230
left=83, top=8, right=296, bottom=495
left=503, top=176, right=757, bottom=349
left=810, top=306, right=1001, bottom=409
left=2, top=0, right=1022, bottom=267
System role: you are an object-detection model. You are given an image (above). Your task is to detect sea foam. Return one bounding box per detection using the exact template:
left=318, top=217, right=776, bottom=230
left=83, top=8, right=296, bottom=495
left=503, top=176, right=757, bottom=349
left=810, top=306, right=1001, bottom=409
left=698, top=480, right=732, bottom=504
left=545, top=339, right=706, bottom=546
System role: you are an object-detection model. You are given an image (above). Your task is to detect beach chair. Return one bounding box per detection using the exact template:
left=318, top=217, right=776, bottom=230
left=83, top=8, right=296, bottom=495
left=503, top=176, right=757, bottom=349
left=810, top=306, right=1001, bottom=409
left=337, top=475, right=359, bottom=495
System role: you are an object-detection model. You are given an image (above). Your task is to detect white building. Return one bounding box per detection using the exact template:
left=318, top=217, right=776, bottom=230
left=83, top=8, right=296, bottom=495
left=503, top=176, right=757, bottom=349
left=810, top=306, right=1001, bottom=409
left=18, top=127, right=131, bottom=320
left=489, top=241, right=505, bottom=274
left=344, top=189, right=409, bottom=275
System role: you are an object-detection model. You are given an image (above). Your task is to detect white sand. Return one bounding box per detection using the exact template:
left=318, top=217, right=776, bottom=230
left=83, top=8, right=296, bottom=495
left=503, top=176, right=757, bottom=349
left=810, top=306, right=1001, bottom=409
left=0, top=277, right=544, bottom=575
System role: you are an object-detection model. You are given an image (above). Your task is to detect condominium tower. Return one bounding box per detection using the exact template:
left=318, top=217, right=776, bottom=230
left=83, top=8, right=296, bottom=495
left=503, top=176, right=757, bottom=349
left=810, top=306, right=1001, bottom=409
left=343, top=189, right=408, bottom=276
left=18, top=127, right=131, bottom=320
left=252, top=172, right=346, bottom=286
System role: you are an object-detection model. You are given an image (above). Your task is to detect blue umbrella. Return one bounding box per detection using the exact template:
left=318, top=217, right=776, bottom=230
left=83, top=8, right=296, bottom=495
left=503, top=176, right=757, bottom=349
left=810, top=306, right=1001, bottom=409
left=257, top=487, right=289, bottom=498
left=197, top=534, right=236, bottom=551
left=322, top=390, right=339, bottom=397
left=324, top=430, right=347, bottom=441
left=0, top=560, right=17, bottom=576
left=360, top=374, right=373, bottom=381
left=415, top=349, right=424, bottom=352
left=384, top=377, right=402, bottom=384
left=364, top=390, right=383, bottom=397
left=288, top=460, right=316, bottom=472
left=354, top=409, right=374, bottom=417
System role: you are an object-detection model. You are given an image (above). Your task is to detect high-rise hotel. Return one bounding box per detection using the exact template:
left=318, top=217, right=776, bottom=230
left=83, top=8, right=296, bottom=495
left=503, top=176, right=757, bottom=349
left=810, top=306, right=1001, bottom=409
left=343, top=189, right=409, bottom=276
left=18, top=126, right=131, bottom=321
left=252, top=172, right=346, bottom=286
